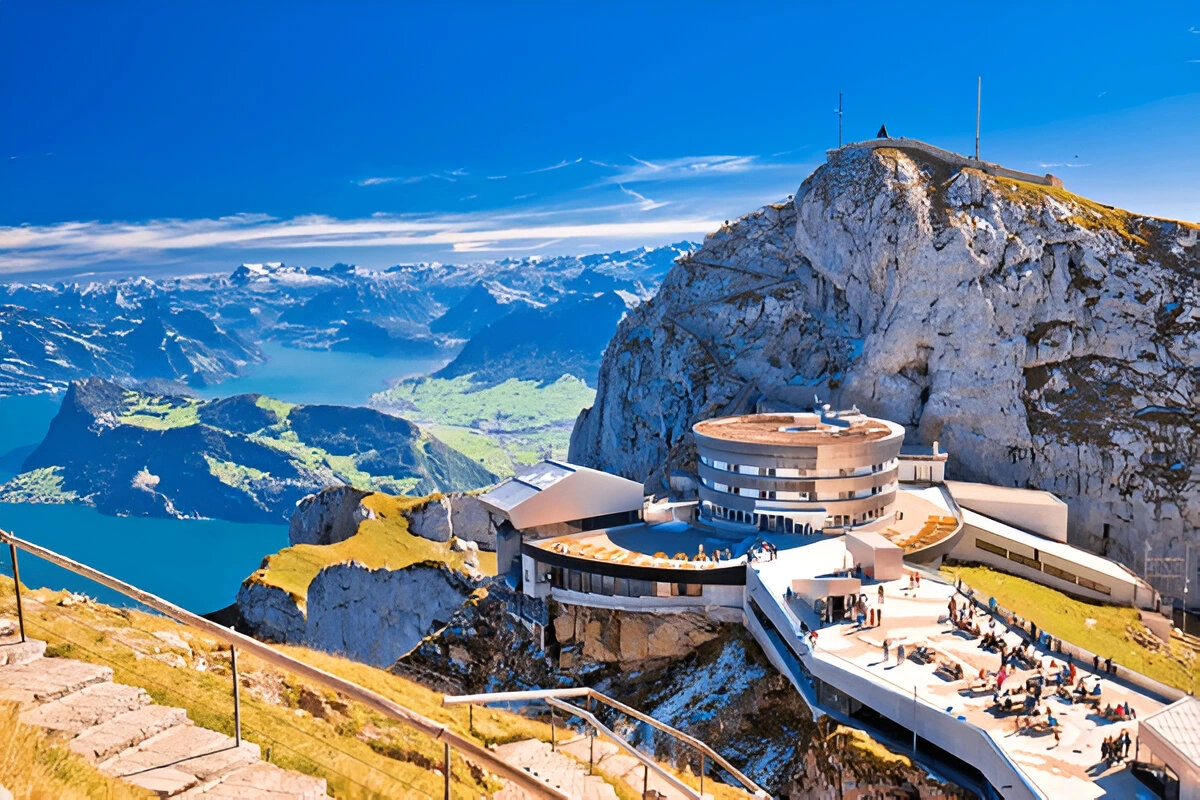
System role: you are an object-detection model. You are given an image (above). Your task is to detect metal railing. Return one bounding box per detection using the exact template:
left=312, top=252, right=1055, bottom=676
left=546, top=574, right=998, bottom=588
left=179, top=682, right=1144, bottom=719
left=0, top=529, right=569, bottom=800
left=444, top=687, right=770, bottom=798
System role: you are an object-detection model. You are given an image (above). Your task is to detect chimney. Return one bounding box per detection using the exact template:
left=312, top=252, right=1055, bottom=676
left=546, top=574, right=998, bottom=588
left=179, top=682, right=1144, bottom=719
left=933, top=441, right=940, bottom=456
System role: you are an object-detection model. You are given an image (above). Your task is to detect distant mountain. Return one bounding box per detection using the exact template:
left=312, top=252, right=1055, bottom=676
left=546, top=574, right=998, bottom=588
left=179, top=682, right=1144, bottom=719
left=0, top=303, right=260, bottom=396
left=0, top=378, right=495, bottom=523
left=0, top=242, right=696, bottom=396
left=436, top=291, right=630, bottom=385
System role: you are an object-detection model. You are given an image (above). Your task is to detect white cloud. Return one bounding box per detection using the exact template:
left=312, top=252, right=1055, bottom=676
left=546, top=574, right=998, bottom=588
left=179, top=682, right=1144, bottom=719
left=357, top=176, right=400, bottom=186
left=599, top=154, right=763, bottom=184
left=522, top=157, right=583, bottom=174
left=355, top=171, right=460, bottom=187
left=617, top=184, right=668, bottom=211
left=0, top=208, right=721, bottom=274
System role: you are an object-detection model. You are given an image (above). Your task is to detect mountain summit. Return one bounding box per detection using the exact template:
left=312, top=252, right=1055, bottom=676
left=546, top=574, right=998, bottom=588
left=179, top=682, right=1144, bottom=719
left=570, top=141, right=1197, bottom=583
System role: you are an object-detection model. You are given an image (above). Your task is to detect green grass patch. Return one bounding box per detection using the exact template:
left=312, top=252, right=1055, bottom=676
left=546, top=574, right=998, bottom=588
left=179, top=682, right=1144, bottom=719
left=942, top=564, right=1200, bottom=694
left=0, top=466, right=80, bottom=504
left=254, top=394, right=295, bottom=423
left=371, top=374, right=595, bottom=476
left=118, top=393, right=202, bottom=430
left=205, top=456, right=267, bottom=490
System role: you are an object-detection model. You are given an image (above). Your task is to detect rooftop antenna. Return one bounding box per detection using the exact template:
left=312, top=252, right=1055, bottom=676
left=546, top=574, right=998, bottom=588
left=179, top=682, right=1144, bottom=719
left=975, top=76, right=982, bottom=161
left=837, top=92, right=844, bottom=148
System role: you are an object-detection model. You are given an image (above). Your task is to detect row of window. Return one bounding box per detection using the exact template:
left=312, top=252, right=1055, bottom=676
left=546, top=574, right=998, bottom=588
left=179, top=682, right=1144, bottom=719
left=973, top=537, right=1111, bottom=596
left=701, top=476, right=894, bottom=502
left=699, top=456, right=897, bottom=480
left=549, top=566, right=703, bottom=597
left=703, top=503, right=888, bottom=532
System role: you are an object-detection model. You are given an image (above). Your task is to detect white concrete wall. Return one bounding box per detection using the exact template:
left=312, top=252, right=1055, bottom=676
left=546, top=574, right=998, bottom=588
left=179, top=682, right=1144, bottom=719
left=504, top=468, right=645, bottom=530
left=521, top=554, right=551, bottom=598
left=945, top=481, right=1068, bottom=543
left=1139, top=722, right=1200, bottom=800
left=952, top=523, right=1140, bottom=607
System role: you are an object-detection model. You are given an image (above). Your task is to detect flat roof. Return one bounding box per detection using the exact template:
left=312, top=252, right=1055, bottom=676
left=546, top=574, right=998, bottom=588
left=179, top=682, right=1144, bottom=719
left=479, top=459, right=639, bottom=515
left=962, top=509, right=1139, bottom=585
left=946, top=480, right=1068, bottom=510
left=1141, top=697, right=1200, bottom=767
left=693, top=412, right=903, bottom=447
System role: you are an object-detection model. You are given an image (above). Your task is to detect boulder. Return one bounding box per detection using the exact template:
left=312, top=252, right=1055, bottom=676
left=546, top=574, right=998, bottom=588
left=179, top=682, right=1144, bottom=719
left=289, top=486, right=374, bottom=546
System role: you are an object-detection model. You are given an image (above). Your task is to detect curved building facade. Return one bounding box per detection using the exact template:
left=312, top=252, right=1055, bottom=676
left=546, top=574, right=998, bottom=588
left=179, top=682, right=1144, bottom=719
left=693, top=409, right=905, bottom=534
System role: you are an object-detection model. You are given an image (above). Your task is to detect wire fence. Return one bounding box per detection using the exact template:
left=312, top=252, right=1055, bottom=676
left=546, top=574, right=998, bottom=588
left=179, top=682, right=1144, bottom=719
left=0, top=538, right=540, bottom=800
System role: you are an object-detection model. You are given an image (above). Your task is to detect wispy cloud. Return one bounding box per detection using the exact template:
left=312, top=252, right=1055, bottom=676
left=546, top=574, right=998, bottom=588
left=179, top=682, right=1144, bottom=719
left=596, top=154, right=764, bottom=185
left=617, top=184, right=668, bottom=211
left=355, top=170, right=461, bottom=187
left=0, top=208, right=721, bottom=274
left=522, top=157, right=583, bottom=174
left=1039, top=160, right=1092, bottom=169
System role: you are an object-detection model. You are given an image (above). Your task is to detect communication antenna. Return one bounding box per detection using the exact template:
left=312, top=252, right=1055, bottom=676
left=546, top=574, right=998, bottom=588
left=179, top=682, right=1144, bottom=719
left=975, top=76, right=982, bottom=160
left=837, top=92, right=844, bottom=148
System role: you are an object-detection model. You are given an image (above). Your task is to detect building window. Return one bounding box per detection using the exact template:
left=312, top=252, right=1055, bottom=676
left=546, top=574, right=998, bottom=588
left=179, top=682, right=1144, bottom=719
left=975, top=538, right=1008, bottom=557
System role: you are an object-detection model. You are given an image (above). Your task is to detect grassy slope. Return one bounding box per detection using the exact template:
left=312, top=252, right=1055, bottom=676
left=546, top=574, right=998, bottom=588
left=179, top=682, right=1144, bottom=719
left=0, top=578, right=567, bottom=800
left=943, top=564, right=1199, bottom=694
left=371, top=374, right=595, bottom=477
left=0, top=702, right=150, bottom=799
left=245, top=492, right=497, bottom=605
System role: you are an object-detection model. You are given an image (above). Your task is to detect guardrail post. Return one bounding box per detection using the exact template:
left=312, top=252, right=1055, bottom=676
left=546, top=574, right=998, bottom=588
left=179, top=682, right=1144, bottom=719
left=643, top=763, right=649, bottom=796
left=9, top=543, right=25, bottom=643
left=230, top=644, right=241, bottom=747
left=700, top=753, right=705, bottom=796
left=468, top=703, right=473, bottom=735
left=589, top=734, right=594, bottom=775
left=443, top=740, right=451, bottom=800
left=550, top=705, right=556, bottom=751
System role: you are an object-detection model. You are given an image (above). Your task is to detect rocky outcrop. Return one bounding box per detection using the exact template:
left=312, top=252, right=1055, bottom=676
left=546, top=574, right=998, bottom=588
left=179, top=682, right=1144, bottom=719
left=406, top=492, right=497, bottom=550
left=237, top=561, right=478, bottom=669
left=552, top=605, right=725, bottom=668
left=235, top=580, right=306, bottom=643
left=288, top=486, right=375, bottom=546
left=572, top=144, right=1198, bottom=596
left=304, top=562, right=476, bottom=668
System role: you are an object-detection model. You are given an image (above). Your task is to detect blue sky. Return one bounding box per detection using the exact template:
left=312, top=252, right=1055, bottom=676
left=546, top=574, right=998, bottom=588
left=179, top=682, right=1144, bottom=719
left=1, top=1, right=1197, bottom=278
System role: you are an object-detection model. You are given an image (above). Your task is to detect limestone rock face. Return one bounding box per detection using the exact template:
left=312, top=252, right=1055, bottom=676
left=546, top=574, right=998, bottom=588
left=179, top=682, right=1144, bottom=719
left=304, top=562, right=475, bottom=668
left=288, top=486, right=375, bottom=546
left=571, top=145, right=1198, bottom=595
left=235, top=580, right=306, bottom=644
left=551, top=605, right=724, bottom=667
left=236, top=561, right=477, bottom=669
left=407, top=493, right=497, bottom=551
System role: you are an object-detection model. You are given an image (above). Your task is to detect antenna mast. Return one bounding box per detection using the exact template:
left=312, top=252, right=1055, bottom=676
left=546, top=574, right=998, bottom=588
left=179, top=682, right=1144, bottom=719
left=837, top=92, right=844, bottom=148
left=975, top=77, right=981, bottom=160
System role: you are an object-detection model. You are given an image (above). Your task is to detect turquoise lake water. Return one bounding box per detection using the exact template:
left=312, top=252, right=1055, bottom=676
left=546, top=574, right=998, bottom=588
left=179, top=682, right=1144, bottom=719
left=0, top=342, right=445, bottom=613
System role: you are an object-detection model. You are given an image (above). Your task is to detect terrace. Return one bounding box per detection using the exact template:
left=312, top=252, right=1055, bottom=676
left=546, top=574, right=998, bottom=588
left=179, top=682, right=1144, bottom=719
left=751, top=542, right=1165, bottom=799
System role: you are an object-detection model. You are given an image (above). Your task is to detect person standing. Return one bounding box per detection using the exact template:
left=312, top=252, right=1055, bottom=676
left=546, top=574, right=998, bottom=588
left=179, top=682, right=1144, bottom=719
left=897, top=643, right=906, bottom=666
left=1121, top=730, right=1132, bottom=759
left=878, top=584, right=885, bottom=604
left=883, top=638, right=890, bottom=661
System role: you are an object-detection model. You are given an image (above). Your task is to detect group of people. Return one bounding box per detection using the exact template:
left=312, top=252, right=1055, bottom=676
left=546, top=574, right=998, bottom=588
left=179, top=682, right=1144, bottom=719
left=695, top=544, right=733, bottom=563
left=1102, top=730, right=1132, bottom=765
left=1092, top=654, right=1118, bottom=677
left=746, top=541, right=778, bottom=562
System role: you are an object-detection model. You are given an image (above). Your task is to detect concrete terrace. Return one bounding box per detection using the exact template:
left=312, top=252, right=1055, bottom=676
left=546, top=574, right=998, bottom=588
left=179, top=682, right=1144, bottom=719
left=750, top=542, right=1162, bottom=799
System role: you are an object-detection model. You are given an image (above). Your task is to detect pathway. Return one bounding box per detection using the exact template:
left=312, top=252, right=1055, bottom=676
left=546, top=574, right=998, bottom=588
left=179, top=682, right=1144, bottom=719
left=0, top=636, right=327, bottom=798
left=491, top=737, right=621, bottom=800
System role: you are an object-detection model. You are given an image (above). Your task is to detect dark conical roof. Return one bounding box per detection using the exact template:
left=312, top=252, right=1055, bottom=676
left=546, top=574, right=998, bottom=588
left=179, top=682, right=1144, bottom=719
left=877, top=124, right=890, bottom=138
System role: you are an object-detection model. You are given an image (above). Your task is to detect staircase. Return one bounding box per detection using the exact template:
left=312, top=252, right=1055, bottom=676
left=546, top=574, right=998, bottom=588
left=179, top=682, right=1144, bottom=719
left=0, top=638, right=327, bottom=798
left=558, top=737, right=698, bottom=799
left=491, top=738, right=620, bottom=800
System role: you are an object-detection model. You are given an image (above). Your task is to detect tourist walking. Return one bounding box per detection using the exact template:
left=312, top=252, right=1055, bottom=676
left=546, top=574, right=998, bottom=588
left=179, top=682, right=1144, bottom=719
left=1121, top=730, right=1132, bottom=759
left=1093, top=654, right=1100, bottom=672
left=883, top=639, right=890, bottom=661
left=878, top=584, right=885, bottom=604
left=896, top=643, right=906, bottom=666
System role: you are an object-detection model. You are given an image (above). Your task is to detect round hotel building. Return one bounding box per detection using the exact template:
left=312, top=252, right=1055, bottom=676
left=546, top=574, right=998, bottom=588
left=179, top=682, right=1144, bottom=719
left=693, top=409, right=905, bottom=534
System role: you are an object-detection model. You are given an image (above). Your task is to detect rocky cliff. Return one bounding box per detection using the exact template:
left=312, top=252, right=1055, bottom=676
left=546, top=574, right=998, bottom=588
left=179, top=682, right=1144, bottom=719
left=571, top=143, right=1198, bottom=593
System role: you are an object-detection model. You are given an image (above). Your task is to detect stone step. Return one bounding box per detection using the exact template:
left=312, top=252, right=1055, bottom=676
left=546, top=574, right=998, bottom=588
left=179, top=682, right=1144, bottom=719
left=0, top=657, right=113, bottom=709
left=71, top=704, right=193, bottom=763
left=21, top=681, right=152, bottom=735
left=180, top=761, right=328, bottom=799
left=99, top=724, right=260, bottom=797
left=0, top=637, right=46, bottom=667
left=494, top=739, right=619, bottom=800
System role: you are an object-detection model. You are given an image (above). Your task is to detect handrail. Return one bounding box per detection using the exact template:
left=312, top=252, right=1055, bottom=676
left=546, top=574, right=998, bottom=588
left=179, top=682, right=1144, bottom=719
left=445, top=687, right=768, bottom=797
left=0, top=529, right=569, bottom=800
left=543, top=697, right=702, bottom=800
